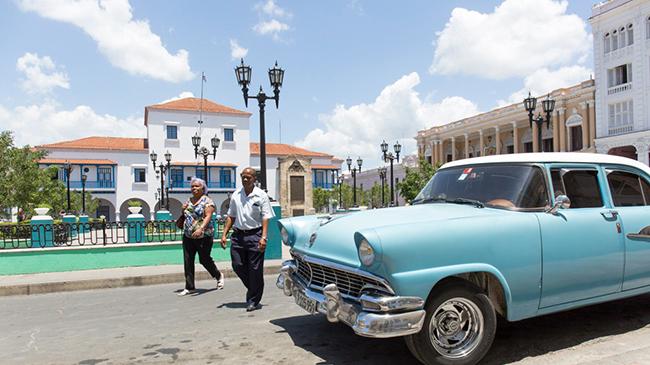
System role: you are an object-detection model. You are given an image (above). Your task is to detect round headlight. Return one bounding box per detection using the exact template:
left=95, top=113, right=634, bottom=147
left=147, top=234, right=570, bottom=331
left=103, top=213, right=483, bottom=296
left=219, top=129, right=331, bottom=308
left=280, top=226, right=289, bottom=245
left=358, top=238, right=375, bottom=266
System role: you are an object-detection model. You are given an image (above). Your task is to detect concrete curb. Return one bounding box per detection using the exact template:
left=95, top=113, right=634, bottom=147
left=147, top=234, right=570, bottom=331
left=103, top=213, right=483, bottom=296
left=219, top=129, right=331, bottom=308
left=0, top=264, right=282, bottom=297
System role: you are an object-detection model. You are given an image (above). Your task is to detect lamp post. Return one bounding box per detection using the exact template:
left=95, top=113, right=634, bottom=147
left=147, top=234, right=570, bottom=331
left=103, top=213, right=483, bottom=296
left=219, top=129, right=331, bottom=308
left=63, top=161, right=72, bottom=214
left=523, top=92, right=555, bottom=152
left=378, top=166, right=387, bottom=208
left=150, top=150, right=172, bottom=211
left=81, top=174, right=87, bottom=214
left=192, top=133, right=220, bottom=181
left=381, top=140, right=401, bottom=206
left=235, top=58, right=285, bottom=191
left=346, top=156, right=362, bottom=208
left=337, top=175, right=344, bottom=209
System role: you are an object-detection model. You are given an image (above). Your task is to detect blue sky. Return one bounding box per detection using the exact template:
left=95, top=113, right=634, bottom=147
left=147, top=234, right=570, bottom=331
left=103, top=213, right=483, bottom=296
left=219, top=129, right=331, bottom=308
left=0, top=0, right=594, bottom=167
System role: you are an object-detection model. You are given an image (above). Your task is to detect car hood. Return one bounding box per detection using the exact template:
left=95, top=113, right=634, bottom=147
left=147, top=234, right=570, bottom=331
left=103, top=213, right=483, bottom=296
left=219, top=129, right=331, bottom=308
left=285, top=203, right=505, bottom=267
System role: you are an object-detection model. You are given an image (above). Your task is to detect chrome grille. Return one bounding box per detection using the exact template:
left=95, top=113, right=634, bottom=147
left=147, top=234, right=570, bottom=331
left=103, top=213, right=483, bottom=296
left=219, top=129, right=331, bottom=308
left=293, top=254, right=392, bottom=299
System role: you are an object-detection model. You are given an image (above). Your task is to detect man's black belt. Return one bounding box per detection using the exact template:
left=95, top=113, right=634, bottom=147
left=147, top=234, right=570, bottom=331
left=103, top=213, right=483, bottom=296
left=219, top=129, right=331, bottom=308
left=233, top=227, right=262, bottom=234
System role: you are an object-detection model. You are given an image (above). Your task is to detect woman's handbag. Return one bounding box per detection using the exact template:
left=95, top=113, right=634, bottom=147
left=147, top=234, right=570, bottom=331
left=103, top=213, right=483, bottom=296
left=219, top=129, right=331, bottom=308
left=175, top=214, right=186, bottom=229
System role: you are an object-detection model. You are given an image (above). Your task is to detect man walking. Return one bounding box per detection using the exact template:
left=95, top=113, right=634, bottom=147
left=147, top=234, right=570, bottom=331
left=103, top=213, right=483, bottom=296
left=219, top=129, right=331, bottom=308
left=221, top=167, right=274, bottom=311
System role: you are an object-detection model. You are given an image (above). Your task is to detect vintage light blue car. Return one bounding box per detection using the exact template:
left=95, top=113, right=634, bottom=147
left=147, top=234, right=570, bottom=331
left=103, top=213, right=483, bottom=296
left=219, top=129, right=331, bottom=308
left=276, top=153, right=650, bottom=365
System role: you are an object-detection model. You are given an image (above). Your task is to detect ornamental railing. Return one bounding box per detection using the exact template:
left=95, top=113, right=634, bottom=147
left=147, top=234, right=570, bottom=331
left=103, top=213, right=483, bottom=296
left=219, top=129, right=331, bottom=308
left=0, top=220, right=227, bottom=249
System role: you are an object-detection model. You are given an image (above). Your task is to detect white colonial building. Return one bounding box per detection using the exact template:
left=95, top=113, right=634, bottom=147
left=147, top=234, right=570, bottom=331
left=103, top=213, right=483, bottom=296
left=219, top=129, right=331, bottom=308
left=591, top=0, right=650, bottom=165
left=38, top=97, right=251, bottom=221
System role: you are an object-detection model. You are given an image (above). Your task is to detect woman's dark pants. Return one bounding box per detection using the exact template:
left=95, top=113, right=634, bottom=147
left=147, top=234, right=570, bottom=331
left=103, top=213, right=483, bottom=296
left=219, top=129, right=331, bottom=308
left=182, top=235, right=221, bottom=290
left=230, top=229, right=265, bottom=305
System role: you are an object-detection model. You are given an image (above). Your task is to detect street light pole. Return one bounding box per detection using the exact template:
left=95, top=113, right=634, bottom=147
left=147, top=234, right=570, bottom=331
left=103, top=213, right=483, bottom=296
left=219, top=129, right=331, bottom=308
left=523, top=92, right=555, bottom=152
left=192, top=134, right=220, bottom=181
left=81, top=174, right=87, bottom=214
left=346, top=156, right=363, bottom=208
left=150, top=150, right=172, bottom=211
left=337, top=175, right=344, bottom=209
left=64, top=161, right=72, bottom=214
left=235, top=58, right=285, bottom=191
left=381, top=140, right=401, bottom=206
left=378, top=167, right=387, bottom=208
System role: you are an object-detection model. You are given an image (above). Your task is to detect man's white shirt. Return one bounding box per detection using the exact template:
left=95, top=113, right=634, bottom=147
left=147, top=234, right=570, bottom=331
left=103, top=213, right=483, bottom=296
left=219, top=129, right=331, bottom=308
left=227, top=186, right=275, bottom=230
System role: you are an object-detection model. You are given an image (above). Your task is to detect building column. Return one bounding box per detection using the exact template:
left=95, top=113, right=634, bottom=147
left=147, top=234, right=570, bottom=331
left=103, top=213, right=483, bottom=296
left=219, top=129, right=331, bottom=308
left=580, top=102, right=589, bottom=151
left=558, top=108, right=567, bottom=152
left=532, top=121, right=539, bottom=152
left=432, top=140, right=438, bottom=165
left=512, top=122, right=519, bottom=153
left=439, top=139, right=444, bottom=163
left=479, top=130, right=484, bottom=157
left=552, top=109, right=560, bottom=152
left=115, top=211, right=120, bottom=222
left=451, top=137, right=456, bottom=161
left=464, top=133, right=469, bottom=159
left=588, top=100, right=596, bottom=148
left=495, top=127, right=501, bottom=155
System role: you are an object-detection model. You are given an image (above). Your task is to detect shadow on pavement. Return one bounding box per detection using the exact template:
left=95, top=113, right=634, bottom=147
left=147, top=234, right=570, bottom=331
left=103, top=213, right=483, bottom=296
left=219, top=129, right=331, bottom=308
left=217, top=302, right=249, bottom=309
left=272, top=294, right=650, bottom=364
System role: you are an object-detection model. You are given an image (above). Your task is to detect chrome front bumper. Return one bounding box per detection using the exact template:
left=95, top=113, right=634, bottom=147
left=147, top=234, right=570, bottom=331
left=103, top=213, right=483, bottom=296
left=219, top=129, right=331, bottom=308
left=276, top=260, right=426, bottom=338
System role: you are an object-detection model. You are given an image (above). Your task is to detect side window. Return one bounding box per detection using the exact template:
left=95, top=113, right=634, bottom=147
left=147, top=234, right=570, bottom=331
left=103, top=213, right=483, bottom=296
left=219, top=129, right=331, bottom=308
left=607, top=170, right=645, bottom=206
left=642, top=177, right=650, bottom=205
left=551, top=169, right=603, bottom=208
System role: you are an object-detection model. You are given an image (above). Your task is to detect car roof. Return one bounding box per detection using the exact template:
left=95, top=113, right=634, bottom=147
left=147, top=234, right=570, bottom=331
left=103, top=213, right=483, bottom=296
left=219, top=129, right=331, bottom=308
left=441, top=152, right=650, bottom=175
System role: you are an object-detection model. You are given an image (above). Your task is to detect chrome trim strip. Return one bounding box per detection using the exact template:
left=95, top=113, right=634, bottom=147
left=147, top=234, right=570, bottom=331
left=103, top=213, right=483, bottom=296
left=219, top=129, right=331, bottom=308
left=291, top=250, right=395, bottom=295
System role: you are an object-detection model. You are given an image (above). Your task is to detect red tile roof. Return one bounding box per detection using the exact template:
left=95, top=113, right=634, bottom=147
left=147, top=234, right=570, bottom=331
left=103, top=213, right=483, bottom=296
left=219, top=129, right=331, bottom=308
left=145, top=97, right=251, bottom=125
left=172, top=161, right=237, bottom=167
left=38, top=158, right=117, bottom=165
left=38, top=137, right=148, bottom=151
left=250, top=143, right=335, bottom=158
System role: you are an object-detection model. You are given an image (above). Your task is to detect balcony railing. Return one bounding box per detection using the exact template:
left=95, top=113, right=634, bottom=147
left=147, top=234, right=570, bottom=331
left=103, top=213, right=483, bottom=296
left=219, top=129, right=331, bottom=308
left=313, top=181, right=334, bottom=189
left=607, top=82, right=632, bottom=95
left=608, top=125, right=634, bottom=136
left=171, top=181, right=236, bottom=189
left=67, top=180, right=115, bottom=189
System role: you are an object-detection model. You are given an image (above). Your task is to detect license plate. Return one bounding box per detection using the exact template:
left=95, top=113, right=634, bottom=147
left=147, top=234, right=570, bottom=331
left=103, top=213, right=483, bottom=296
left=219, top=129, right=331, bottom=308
left=293, top=289, right=317, bottom=314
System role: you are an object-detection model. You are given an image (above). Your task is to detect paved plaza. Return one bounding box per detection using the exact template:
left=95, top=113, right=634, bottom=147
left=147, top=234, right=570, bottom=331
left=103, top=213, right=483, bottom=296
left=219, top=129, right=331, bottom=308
left=2, top=276, right=650, bottom=364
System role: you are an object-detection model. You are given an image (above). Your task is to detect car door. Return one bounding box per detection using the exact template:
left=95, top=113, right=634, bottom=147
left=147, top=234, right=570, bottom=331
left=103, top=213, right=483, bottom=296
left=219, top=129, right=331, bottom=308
left=603, top=167, right=650, bottom=290
left=537, top=164, right=625, bottom=308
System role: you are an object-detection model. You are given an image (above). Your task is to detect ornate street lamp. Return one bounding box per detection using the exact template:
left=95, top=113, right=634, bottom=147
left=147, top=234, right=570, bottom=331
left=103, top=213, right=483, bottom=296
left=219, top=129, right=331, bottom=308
left=381, top=140, right=401, bottom=206
left=235, top=58, right=284, bottom=191
left=192, top=132, right=220, bottom=181
left=337, top=175, right=344, bottom=209
left=81, top=173, right=87, bottom=214
left=346, top=156, right=362, bottom=208
left=63, top=160, right=72, bottom=213
left=523, top=92, right=555, bottom=152
left=151, top=150, right=172, bottom=210
left=378, top=166, right=387, bottom=208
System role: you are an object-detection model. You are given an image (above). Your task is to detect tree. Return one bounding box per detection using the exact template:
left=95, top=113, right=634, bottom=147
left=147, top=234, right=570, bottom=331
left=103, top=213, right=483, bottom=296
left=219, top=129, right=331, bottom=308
left=312, top=188, right=331, bottom=213
left=397, top=157, right=440, bottom=203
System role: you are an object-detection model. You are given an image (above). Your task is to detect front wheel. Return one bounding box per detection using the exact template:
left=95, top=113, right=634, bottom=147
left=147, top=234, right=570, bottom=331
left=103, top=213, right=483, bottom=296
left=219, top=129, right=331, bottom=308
left=407, top=281, right=496, bottom=365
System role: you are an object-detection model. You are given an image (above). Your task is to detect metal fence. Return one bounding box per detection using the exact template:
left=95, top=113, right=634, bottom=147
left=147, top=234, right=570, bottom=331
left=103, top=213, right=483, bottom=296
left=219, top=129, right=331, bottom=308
left=0, top=220, right=227, bottom=249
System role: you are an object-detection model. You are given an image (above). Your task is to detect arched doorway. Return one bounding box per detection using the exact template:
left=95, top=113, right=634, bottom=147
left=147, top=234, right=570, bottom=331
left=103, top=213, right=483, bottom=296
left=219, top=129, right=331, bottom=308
left=119, top=198, right=152, bottom=221
left=96, top=198, right=115, bottom=221
left=155, top=198, right=183, bottom=220
left=608, top=145, right=637, bottom=161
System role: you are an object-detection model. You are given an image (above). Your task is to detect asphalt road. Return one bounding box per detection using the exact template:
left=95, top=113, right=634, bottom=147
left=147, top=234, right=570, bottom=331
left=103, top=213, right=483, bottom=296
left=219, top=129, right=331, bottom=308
left=3, top=276, right=650, bottom=364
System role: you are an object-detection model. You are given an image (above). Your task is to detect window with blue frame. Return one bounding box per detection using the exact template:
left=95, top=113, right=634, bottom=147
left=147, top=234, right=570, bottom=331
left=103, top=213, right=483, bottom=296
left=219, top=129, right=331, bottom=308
left=134, top=168, right=146, bottom=183
left=196, top=168, right=206, bottom=181
left=171, top=168, right=184, bottom=188
left=166, top=125, right=178, bottom=140
left=97, top=167, right=113, bottom=188
left=220, top=169, right=232, bottom=188
left=224, top=128, right=234, bottom=142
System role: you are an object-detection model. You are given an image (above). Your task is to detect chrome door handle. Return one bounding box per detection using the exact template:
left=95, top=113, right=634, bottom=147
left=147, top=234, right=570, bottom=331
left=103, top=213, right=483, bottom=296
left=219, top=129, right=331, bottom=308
left=600, top=210, right=619, bottom=220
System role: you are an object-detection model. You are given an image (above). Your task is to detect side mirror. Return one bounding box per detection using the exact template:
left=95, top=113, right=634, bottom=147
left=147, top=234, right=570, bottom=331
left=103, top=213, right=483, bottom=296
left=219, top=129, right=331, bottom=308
left=547, top=195, right=571, bottom=215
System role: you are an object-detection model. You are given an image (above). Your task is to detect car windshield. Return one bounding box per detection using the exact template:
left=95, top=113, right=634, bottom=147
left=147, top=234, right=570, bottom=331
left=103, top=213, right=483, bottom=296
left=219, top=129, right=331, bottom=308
left=412, top=164, right=549, bottom=209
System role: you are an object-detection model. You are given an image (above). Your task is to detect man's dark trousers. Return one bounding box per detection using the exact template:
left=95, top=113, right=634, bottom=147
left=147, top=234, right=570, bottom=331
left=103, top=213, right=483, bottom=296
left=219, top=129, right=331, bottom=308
left=230, top=228, right=265, bottom=305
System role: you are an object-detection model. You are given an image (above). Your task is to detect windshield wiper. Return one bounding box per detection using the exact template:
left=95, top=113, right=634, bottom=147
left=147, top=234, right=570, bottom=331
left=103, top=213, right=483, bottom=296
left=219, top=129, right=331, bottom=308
left=448, top=198, right=484, bottom=208
left=411, top=196, right=446, bottom=205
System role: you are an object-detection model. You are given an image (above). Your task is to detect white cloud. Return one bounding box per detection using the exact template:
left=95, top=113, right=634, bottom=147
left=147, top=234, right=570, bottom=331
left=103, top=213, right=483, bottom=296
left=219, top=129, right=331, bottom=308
left=296, top=72, right=479, bottom=168
left=255, top=0, right=291, bottom=18
left=159, top=91, right=194, bottom=104
left=0, top=100, right=144, bottom=147
left=18, top=0, right=194, bottom=83
left=497, top=65, right=593, bottom=107
left=229, top=39, right=249, bottom=60
left=430, top=0, right=591, bottom=79
left=16, top=52, right=69, bottom=95
left=253, top=19, right=290, bottom=40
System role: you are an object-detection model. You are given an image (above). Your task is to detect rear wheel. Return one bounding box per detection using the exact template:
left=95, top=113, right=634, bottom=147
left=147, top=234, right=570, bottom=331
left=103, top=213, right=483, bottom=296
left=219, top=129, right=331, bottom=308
left=407, top=281, right=496, bottom=365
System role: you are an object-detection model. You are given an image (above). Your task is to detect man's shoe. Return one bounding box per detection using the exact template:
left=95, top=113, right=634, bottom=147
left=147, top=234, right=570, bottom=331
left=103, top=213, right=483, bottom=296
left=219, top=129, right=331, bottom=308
left=177, top=289, right=193, bottom=296
left=216, top=273, right=225, bottom=290
left=246, top=303, right=261, bottom=312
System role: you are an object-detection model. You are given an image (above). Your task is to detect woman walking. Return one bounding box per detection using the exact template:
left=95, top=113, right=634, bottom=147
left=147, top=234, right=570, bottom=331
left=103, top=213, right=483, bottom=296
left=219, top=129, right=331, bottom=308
left=177, top=177, right=225, bottom=296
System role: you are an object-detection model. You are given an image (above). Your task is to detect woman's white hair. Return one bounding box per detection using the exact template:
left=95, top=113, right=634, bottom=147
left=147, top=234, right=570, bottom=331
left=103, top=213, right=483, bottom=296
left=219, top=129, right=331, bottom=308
left=190, top=177, right=208, bottom=194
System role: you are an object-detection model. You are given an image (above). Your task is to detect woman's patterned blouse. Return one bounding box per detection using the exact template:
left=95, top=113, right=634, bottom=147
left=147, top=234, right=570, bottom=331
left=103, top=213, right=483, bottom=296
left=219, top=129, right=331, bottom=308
left=183, top=195, right=215, bottom=238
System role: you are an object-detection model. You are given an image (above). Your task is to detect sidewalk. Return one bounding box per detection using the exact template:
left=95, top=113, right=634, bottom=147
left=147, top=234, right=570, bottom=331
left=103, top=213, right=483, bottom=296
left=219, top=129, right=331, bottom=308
left=0, top=259, right=285, bottom=297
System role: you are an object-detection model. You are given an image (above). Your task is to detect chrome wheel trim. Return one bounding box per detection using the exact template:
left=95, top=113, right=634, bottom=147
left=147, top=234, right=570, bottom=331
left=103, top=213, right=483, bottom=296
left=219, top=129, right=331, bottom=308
left=429, top=297, right=484, bottom=359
